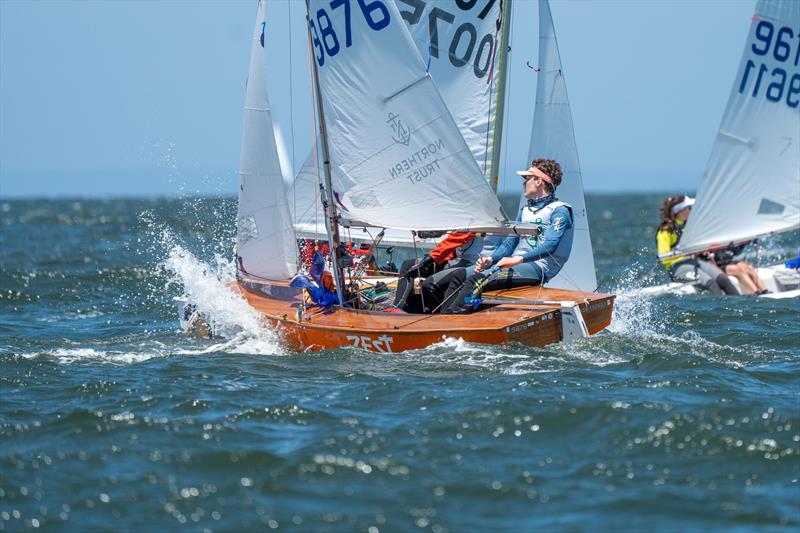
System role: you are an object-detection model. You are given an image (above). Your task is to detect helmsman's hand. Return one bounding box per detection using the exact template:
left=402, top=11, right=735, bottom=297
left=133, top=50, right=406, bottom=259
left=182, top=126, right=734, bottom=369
left=474, top=256, right=493, bottom=273
left=496, top=256, right=523, bottom=269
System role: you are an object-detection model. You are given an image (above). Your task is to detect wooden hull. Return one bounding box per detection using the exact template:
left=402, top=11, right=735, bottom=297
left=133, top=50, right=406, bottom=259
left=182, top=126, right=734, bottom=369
left=234, top=276, right=615, bottom=353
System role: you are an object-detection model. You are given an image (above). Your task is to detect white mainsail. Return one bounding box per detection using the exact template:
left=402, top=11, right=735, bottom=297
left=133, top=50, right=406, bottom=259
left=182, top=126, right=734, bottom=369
left=288, top=0, right=512, bottom=243
left=306, top=0, right=506, bottom=231
left=236, top=0, right=297, bottom=279
left=677, top=0, right=800, bottom=255
left=518, top=0, right=597, bottom=292
left=396, top=0, right=509, bottom=182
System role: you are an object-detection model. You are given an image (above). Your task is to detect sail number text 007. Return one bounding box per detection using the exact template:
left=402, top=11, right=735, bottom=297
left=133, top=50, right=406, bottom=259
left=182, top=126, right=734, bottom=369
left=739, top=20, right=800, bottom=108
left=309, top=0, right=499, bottom=80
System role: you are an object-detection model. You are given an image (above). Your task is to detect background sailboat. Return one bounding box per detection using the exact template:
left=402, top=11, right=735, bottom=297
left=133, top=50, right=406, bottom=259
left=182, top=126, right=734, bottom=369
left=678, top=0, right=799, bottom=254
left=651, top=0, right=800, bottom=298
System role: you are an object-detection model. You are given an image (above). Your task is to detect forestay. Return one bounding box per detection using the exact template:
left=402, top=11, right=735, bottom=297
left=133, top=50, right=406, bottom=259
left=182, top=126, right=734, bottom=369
left=677, top=0, right=800, bottom=255
left=306, top=0, right=506, bottom=231
left=518, top=0, right=597, bottom=292
left=236, top=0, right=298, bottom=280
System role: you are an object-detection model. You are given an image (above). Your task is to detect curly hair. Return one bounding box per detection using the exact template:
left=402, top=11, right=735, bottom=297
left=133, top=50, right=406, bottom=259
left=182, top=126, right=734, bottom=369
left=531, top=159, right=562, bottom=193
left=658, top=195, right=686, bottom=232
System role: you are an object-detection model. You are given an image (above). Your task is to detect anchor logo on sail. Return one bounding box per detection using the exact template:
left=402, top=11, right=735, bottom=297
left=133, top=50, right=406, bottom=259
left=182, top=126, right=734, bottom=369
left=387, top=112, right=411, bottom=146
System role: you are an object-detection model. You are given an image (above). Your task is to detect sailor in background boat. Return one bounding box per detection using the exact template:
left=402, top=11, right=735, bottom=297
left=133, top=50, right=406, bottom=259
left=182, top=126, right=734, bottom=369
left=441, top=159, right=574, bottom=314
left=656, top=195, right=768, bottom=295
left=708, top=243, right=768, bottom=295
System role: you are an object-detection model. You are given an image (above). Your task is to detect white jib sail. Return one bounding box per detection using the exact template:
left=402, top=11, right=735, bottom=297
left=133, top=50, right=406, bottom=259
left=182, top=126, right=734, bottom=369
left=520, top=0, right=597, bottom=292
left=396, top=0, right=507, bottom=181
left=263, top=0, right=316, bottom=189
left=678, top=0, right=800, bottom=254
left=289, top=139, right=325, bottom=239
left=236, top=0, right=298, bottom=279
left=307, top=0, right=506, bottom=231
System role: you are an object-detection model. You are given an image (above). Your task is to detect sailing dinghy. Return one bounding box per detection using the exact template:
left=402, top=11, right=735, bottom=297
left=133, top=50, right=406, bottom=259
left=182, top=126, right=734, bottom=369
left=648, top=0, right=800, bottom=299
left=179, top=0, right=614, bottom=351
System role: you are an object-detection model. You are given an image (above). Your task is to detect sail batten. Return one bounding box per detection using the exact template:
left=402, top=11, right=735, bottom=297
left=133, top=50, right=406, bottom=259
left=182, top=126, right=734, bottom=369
left=677, top=0, right=800, bottom=254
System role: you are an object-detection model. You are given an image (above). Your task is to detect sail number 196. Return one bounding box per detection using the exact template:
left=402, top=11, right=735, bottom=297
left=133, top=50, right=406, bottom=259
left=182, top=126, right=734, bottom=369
left=738, top=20, right=800, bottom=108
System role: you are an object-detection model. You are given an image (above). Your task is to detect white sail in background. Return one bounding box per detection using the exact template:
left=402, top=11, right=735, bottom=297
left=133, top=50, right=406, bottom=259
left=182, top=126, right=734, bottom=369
left=289, top=144, right=434, bottom=246
left=288, top=137, right=324, bottom=237
left=263, top=0, right=315, bottom=188
left=236, top=0, right=297, bottom=279
left=396, top=0, right=508, bottom=180
left=678, top=0, right=800, bottom=254
left=520, top=0, right=597, bottom=292
left=306, top=0, right=505, bottom=231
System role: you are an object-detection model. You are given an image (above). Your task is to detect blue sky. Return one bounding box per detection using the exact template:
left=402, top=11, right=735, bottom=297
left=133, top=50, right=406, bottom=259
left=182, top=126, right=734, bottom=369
left=0, top=0, right=754, bottom=197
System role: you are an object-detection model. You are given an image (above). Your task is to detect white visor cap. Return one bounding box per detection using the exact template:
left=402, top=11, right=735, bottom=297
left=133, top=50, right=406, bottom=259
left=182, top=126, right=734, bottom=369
left=671, top=197, right=695, bottom=214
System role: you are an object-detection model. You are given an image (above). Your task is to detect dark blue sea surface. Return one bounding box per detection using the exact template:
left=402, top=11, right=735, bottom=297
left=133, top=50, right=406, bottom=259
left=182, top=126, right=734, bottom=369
left=1, top=195, right=798, bottom=531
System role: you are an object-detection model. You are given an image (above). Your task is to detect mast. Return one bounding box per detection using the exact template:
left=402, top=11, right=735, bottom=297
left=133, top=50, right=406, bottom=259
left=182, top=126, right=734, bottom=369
left=305, top=1, right=346, bottom=305
left=488, top=0, right=513, bottom=193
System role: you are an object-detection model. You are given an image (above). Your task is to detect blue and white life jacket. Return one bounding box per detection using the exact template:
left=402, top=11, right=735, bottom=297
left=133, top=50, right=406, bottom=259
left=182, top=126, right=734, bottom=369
left=512, top=200, right=574, bottom=280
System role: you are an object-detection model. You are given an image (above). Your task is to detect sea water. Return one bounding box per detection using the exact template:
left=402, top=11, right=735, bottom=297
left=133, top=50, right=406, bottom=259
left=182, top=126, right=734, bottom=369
left=1, top=195, right=798, bottom=531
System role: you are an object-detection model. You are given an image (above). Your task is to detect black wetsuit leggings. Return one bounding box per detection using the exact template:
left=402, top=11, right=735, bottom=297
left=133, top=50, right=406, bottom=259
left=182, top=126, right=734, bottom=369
left=669, top=258, right=739, bottom=295
left=393, top=258, right=442, bottom=309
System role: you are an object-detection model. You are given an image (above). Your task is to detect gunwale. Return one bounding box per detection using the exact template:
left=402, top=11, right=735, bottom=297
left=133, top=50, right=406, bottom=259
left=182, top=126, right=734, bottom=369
left=235, top=274, right=615, bottom=352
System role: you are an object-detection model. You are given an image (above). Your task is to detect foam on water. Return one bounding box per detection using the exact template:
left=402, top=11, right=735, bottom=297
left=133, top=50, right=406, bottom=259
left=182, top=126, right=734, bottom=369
left=606, top=258, right=664, bottom=338
left=597, top=260, right=792, bottom=368
left=408, top=335, right=629, bottom=375
left=160, top=233, right=283, bottom=356
left=20, top=347, right=159, bottom=365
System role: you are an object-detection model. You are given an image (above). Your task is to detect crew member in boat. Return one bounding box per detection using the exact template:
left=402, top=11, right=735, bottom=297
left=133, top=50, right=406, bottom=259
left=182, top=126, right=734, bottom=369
left=708, top=242, right=768, bottom=295
left=655, top=195, right=765, bottom=295
left=389, top=231, right=484, bottom=313
left=440, top=159, right=573, bottom=314
left=417, top=235, right=502, bottom=313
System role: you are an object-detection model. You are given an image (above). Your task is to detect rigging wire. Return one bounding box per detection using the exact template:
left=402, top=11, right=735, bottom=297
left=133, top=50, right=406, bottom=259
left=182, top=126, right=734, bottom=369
left=287, top=1, right=298, bottom=237
left=303, top=10, right=321, bottom=245
left=498, top=5, right=516, bottom=199
left=411, top=232, right=426, bottom=311
left=481, top=0, right=505, bottom=177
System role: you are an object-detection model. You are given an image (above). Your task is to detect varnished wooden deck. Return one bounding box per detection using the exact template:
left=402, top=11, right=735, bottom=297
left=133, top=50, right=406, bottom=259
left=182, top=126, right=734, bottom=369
left=236, top=275, right=614, bottom=352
